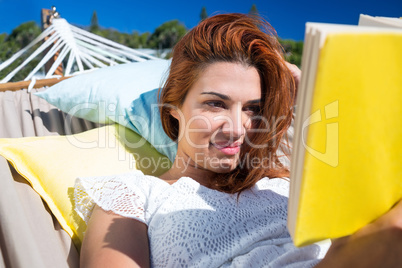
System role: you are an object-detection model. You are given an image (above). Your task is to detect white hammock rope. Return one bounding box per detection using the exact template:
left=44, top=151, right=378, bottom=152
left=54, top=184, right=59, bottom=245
left=72, top=31, right=144, bottom=62
left=69, top=24, right=155, bottom=60
left=75, top=46, right=108, bottom=68
left=64, top=50, right=76, bottom=76
left=1, top=29, right=60, bottom=83
left=25, top=37, right=65, bottom=81
left=45, top=42, right=71, bottom=78
left=0, top=18, right=158, bottom=83
left=76, top=39, right=130, bottom=64
left=77, top=44, right=113, bottom=67
left=0, top=26, right=55, bottom=72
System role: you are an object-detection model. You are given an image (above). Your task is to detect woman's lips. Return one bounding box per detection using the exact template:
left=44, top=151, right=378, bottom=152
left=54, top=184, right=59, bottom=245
left=212, top=142, right=242, bottom=155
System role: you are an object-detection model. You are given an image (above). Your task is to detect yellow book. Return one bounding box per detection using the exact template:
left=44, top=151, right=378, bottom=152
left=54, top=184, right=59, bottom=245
left=288, top=20, right=402, bottom=247
left=359, top=14, right=402, bottom=29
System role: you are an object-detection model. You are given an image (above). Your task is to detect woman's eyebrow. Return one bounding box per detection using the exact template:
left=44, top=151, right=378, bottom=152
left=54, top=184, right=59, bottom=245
left=201, top=92, right=261, bottom=104
left=201, top=91, right=230, bottom=100
left=247, top=99, right=261, bottom=104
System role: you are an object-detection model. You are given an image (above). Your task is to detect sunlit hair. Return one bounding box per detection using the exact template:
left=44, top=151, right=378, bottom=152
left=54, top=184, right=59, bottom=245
left=159, top=13, right=295, bottom=193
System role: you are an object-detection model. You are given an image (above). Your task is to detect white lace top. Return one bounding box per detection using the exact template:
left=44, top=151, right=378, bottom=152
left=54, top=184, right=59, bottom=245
left=75, top=171, right=328, bottom=267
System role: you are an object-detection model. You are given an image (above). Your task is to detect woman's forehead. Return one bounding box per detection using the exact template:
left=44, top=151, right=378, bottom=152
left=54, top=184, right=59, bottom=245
left=190, top=62, right=261, bottom=100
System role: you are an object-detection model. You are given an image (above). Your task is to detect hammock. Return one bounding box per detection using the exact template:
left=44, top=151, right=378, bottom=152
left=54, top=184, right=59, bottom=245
left=0, top=87, right=97, bottom=267
left=0, top=9, right=158, bottom=267
left=0, top=15, right=157, bottom=84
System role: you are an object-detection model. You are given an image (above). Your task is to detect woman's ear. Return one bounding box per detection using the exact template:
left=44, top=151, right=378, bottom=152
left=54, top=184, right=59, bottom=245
left=170, top=109, right=180, bottom=121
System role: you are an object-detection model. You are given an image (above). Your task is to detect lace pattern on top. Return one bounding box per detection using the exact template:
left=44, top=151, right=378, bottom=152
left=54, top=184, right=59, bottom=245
left=74, top=173, right=328, bottom=267
left=74, top=171, right=168, bottom=224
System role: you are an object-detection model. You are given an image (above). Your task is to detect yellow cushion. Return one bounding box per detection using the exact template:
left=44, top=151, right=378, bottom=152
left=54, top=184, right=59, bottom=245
left=0, top=125, right=171, bottom=249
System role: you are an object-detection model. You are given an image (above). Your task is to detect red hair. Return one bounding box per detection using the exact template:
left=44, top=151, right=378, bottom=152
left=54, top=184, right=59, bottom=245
left=160, top=13, right=295, bottom=193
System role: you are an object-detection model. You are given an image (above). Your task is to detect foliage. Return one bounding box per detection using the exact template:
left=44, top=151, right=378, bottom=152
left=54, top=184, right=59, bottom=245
left=249, top=4, right=259, bottom=16
left=0, top=33, right=8, bottom=60
left=148, top=20, right=187, bottom=50
left=90, top=10, right=99, bottom=32
left=200, top=7, right=208, bottom=22
left=0, top=21, right=41, bottom=82
left=7, top=21, right=42, bottom=47
left=91, top=27, right=150, bottom=48
left=279, top=39, right=304, bottom=67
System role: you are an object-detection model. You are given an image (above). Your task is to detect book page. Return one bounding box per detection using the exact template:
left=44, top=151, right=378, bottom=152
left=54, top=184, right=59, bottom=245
left=359, top=14, right=402, bottom=28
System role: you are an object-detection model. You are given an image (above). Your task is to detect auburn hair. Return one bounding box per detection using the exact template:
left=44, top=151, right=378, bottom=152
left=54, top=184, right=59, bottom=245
left=159, top=13, right=295, bottom=193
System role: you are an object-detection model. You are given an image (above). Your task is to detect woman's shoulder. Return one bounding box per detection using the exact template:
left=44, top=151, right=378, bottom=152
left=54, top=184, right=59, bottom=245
left=254, top=177, right=290, bottom=198
left=74, top=171, right=171, bottom=223
left=77, top=170, right=169, bottom=190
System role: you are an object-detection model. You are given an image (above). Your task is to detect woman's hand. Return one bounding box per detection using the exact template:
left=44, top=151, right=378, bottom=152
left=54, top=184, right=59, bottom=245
left=285, top=62, right=301, bottom=105
left=285, top=62, right=301, bottom=89
left=317, top=200, right=402, bottom=268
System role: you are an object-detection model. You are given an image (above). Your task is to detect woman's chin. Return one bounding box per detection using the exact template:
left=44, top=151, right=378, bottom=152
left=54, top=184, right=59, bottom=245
left=206, top=158, right=239, bottom=173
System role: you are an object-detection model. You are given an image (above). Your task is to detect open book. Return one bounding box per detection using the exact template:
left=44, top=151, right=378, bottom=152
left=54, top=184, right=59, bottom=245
left=288, top=15, right=402, bottom=247
left=359, top=14, right=402, bottom=28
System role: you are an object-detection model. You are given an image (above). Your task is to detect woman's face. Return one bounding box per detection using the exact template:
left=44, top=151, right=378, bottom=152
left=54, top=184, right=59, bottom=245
left=171, top=62, right=261, bottom=174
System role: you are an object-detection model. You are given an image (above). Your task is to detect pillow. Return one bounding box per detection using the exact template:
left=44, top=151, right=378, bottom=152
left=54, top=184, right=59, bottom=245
left=126, top=88, right=178, bottom=161
left=35, top=59, right=170, bottom=124
left=0, top=125, right=171, bottom=249
left=35, top=59, right=178, bottom=161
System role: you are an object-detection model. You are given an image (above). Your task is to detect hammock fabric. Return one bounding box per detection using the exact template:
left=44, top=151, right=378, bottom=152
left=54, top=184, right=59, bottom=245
left=0, top=87, right=100, bottom=267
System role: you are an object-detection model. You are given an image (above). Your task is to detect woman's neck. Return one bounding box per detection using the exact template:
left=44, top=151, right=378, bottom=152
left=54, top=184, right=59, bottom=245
left=159, top=152, right=216, bottom=187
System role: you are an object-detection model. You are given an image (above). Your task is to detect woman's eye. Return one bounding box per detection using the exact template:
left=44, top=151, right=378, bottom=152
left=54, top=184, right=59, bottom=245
left=205, top=101, right=226, bottom=109
left=244, top=105, right=261, bottom=115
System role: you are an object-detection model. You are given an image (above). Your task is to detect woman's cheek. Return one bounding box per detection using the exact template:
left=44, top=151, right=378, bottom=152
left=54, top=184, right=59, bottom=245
left=183, top=116, right=212, bottom=147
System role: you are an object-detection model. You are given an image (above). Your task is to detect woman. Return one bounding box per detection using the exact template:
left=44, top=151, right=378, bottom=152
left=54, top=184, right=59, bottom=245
left=75, top=14, right=402, bottom=267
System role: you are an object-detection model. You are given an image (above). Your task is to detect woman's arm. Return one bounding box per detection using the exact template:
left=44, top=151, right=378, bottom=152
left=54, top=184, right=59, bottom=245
left=316, top=200, right=402, bottom=268
left=80, top=205, right=150, bottom=268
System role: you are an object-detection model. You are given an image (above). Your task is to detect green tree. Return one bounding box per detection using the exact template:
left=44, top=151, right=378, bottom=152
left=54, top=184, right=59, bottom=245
left=279, top=39, right=304, bottom=67
left=0, top=33, right=8, bottom=60
left=249, top=4, right=259, bottom=17
left=7, top=21, right=41, bottom=47
left=138, top=32, right=150, bottom=48
left=148, top=20, right=187, bottom=50
left=200, top=7, right=208, bottom=22
left=90, top=10, right=99, bottom=32
left=0, top=21, right=41, bottom=82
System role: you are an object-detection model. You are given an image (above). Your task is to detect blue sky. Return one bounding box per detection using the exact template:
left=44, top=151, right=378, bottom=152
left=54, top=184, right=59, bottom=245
left=0, top=0, right=401, bottom=40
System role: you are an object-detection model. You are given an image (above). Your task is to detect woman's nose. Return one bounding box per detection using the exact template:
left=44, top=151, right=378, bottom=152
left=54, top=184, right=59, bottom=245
left=220, top=106, right=250, bottom=139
